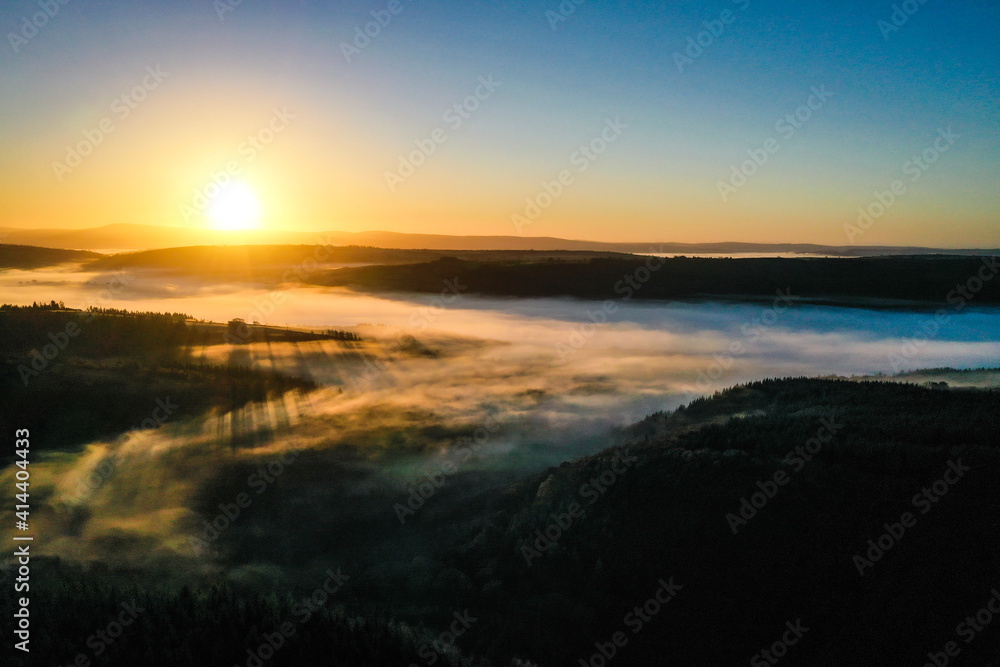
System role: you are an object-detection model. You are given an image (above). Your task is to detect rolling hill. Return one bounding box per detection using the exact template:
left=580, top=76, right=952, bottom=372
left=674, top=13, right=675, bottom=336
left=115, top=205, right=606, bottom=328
left=3, top=223, right=999, bottom=255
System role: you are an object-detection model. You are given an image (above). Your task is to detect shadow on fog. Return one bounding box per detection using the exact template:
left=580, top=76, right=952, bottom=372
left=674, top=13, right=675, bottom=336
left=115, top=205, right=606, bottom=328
left=3, top=271, right=1000, bottom=578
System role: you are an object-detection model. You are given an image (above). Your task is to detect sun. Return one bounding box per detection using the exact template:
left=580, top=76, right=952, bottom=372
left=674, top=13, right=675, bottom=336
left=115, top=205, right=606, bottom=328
left=207, top=181, right=263, bottom=231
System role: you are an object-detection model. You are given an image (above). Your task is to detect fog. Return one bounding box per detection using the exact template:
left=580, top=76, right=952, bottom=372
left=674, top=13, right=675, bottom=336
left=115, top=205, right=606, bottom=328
left=4, top=269, right=1000, bottom=573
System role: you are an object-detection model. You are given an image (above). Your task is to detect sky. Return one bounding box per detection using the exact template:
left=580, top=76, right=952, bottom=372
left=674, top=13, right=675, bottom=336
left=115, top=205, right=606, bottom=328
left=0, top=0, right=998, bottom=246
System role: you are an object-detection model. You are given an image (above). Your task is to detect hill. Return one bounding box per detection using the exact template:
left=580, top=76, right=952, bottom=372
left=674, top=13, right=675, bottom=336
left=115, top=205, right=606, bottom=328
left=14, top=377, right=1000, bottom=665
left=316, top=254, right=1000, bottom=306
left=83, top=244, right=635, bottom=276
left=0, top=244, right=101, bottom=269
left=3, top=223, right=999, bottom=255
left=400, top=378, right=1000, bottom=664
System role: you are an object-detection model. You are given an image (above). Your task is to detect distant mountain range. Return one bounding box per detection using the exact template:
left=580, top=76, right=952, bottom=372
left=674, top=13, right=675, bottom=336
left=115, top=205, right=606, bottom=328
left=0, top=223, right=997, bottom=256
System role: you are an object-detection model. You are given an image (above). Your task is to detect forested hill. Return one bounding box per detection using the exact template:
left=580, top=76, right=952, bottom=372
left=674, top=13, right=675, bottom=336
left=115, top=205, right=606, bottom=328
left=427, top=378, right=1000, bottom=665
left=0, top=244, right=100, bottom=269
left=10, top=377, right=1000, bottom=665
left=316, top=255, right=1000, bottom=305
left=84, top=245, right=633, bottom=275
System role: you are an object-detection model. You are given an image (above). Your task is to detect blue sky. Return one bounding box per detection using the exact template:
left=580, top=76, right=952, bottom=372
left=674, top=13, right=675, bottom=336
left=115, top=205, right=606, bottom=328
left=1, top=0, right=998, bottom=244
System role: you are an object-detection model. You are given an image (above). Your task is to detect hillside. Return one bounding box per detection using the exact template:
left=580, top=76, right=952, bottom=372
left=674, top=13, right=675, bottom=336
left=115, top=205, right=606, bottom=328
left=315, top=255, right=1000, bottom=306
left=0, top=244, right=101, bottom=269
left=0, top=304, right=360, bottom=451
left=84, top=244, right=634, bottom=276
left=3, top=223, right=999, bottom=254
left=13, top=377, right=1000, bottom=665
left=411, top=378, right=1000, bottom=665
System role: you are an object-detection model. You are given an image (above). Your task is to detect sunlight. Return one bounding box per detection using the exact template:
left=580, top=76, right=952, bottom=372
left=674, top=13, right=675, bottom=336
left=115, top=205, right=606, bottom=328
left=207, top=181, right=262, bottom=231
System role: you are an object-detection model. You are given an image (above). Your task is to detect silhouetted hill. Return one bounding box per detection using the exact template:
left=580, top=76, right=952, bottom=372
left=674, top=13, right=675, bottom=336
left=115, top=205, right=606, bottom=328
left=420, top=378, right=1000, bottom=664
left=15, top=377, right=1000, bottom=665
left=0, top=305, right=358, bottom=451
left=84, top=244, right=634, bottom=276
left=317, top=255, right=1000, bottom=305
left=2, top=223, right=998, bottom=254
left=0, top=244, right=100, bottom=269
